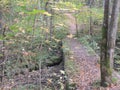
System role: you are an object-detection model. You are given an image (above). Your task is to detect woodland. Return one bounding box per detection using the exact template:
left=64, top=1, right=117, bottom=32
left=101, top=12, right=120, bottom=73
left=0, top=0, right=120, bottom=90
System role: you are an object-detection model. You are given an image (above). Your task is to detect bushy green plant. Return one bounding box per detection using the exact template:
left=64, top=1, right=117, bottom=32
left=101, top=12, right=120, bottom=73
left=78, top=35, right=97, bottom=54
left=3, top=1, right=65, bottom=88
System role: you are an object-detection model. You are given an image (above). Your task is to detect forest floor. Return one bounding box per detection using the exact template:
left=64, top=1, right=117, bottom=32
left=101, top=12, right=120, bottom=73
left=65, top=13, right=120, bottom=90
left=1, top=13, right=120, bottom=90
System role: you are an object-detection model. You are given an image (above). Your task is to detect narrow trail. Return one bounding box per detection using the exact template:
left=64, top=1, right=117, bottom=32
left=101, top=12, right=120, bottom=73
left=65, top=13, right=100, bottom=90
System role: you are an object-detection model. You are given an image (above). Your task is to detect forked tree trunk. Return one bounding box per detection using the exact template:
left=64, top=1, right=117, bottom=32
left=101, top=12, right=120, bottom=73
left=107, top=0, right=120, bottom=70
left=101, top=0, right=120, bottom=87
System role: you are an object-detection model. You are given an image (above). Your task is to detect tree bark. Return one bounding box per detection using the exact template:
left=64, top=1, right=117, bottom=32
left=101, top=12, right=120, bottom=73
left=100, top=0, right=110, bottom=87
left=101, top=0, right=120, bottom=87
left=0, top=9, right=2, bottom=33
left=107, top=0, right=120, bottom=69
left=89, top=0, right=93, bottom=36
left=0, top=8, right=3, bottom=83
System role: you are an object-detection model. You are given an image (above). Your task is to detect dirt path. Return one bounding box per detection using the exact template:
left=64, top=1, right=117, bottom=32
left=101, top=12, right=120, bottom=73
left=65, top=13, right=76, bottom=35
left=65, top=13, right=100, bottom=90
left=66, top=38, right=100, bottom=90
left=65, top=13, right=120, bottom=90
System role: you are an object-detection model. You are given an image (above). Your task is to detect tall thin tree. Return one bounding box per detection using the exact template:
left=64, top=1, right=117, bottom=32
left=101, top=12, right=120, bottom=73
left=100, top=0, right=110, bottom=87
left=107, top=0, right=120, bottom=70
left=101, top=0, right=120, bottom=86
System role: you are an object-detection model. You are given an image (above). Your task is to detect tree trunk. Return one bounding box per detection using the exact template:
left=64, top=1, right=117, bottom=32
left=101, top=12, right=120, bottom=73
left=100, top=0, right=110, bottom=87
left=0, top=9, right=2, bottom=33
left=101, top=0, right=120, bottom=87
left=49, top=8, right=53, bottom=40
left=89, top=0, right=93, bottom=36
left=107, top=0, right=120, bottom=70
left=0, top=8, right=3, bottom=83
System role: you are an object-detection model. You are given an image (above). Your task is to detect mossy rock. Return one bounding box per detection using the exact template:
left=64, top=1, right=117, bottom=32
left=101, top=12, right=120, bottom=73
left=46, top=56, right=62, bottom=66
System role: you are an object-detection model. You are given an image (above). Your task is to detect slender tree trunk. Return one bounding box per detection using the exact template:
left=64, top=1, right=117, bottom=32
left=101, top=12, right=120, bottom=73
left=75, top=12, right=79, bottom=37
left=107, top=0, right=120, bottom=69
left=49, top=8, right=53, bottom=40
left=0, top=9, right=2, bottom=33
left=89, top=0, right=93, bottom=36
left=45, top=1, right=53, bottom=40
left=100, top=0, right=110, bottom=87
left=101, top=0, right=120, bottom=87
left=45, top=1, right=49, bottom=40
left=0, top=9, right=6, bottom=86
left=0, top=8, right=3, bottom=83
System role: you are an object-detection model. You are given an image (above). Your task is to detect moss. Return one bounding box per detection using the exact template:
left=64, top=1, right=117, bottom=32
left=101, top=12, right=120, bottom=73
left=65, top=81, right=77, bottom=90
left=103, top=82, right=109, bottom=87
left=91, top=80, right=101, bottom=88
left=111, top=77, right=118, bottom=84
left=65, top=57, right=77, bottom=74
left=46, top=56, right=62, bottom=66
left=105, top=60, right=112, bottom=76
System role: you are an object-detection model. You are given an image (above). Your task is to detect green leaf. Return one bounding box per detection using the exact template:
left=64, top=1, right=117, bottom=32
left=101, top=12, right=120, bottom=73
left=26, top=9, right=51, bottom=16
left=0, top=35, right=4, bottom=40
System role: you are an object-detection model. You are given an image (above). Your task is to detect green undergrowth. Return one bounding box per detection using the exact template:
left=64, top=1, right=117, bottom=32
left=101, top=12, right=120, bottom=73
left=91, top=80, right=101, bottom=88
left=2, top=0, right=69, bottom=81
left=62, top=40, right=78, bottom=90
left=78, top=35, right=99, bottom=55
left=114, top=33, right=120, bottom=71
left=63, top=40, right=78, bottom=73
left=12, top=85, right=40, bottom=90
left=4, top=38, right=62, bottom=75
